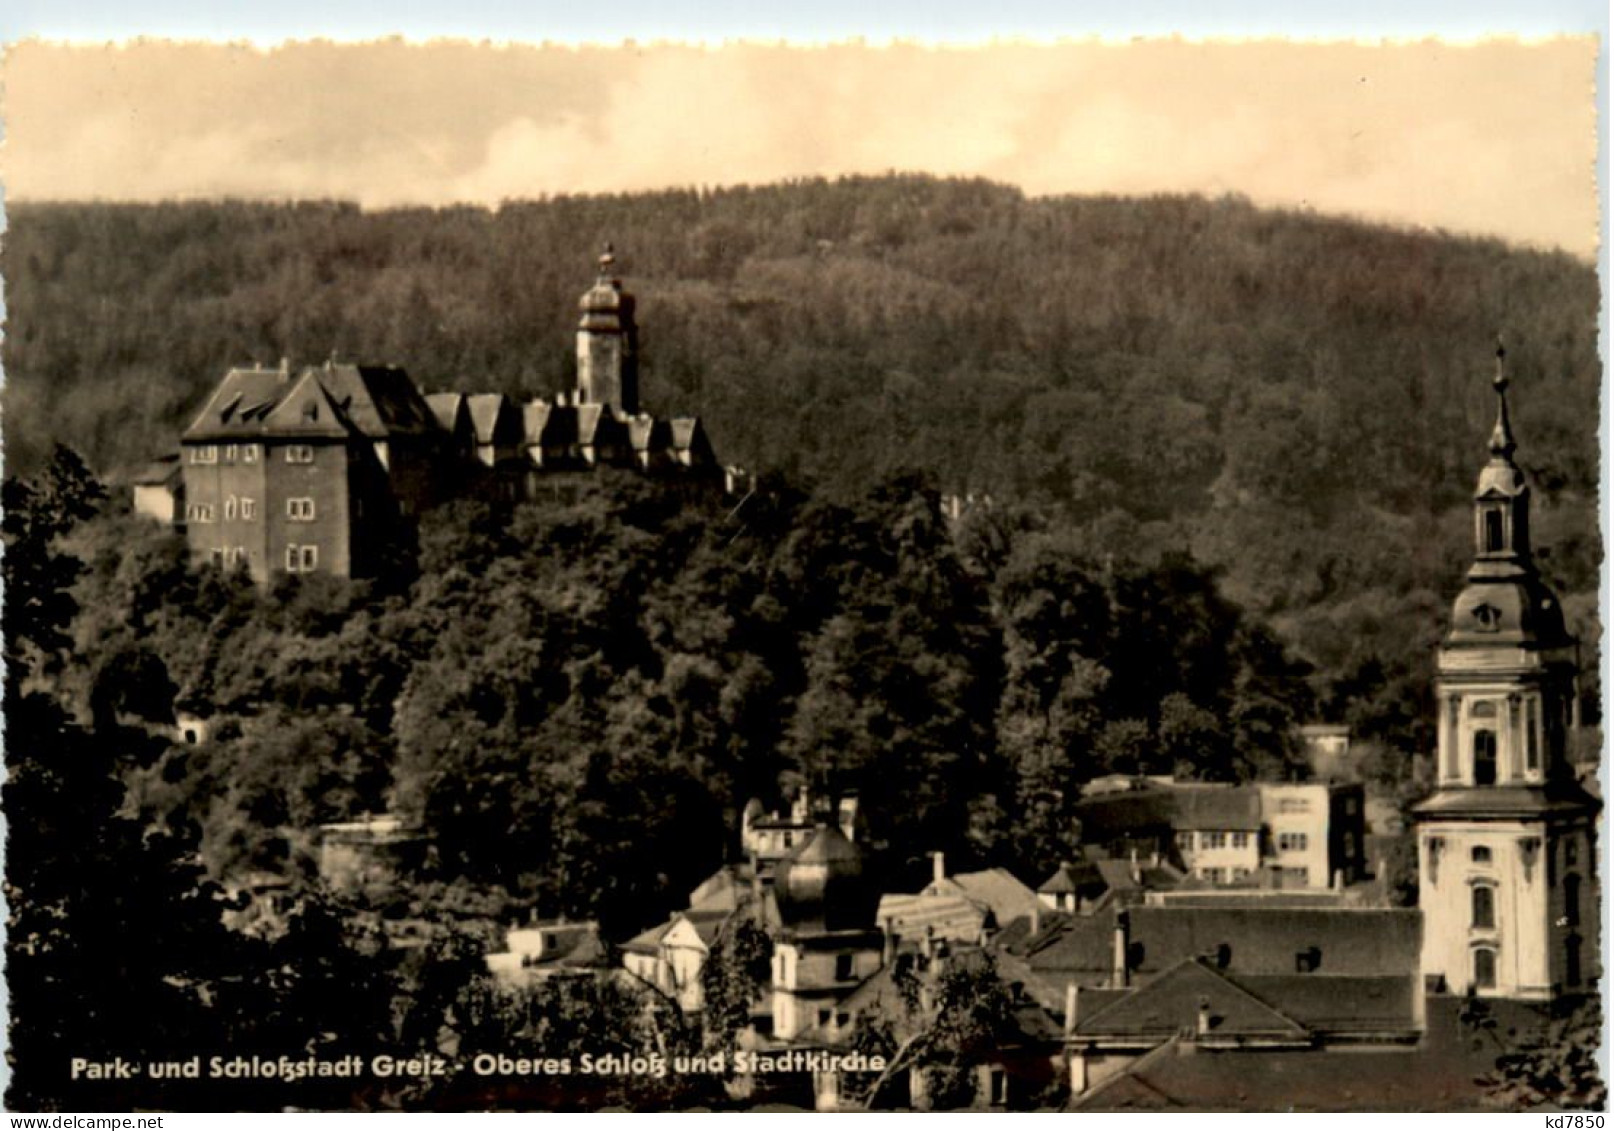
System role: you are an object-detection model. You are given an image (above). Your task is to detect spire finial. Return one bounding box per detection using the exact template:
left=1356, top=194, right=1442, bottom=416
left=598, top=242, right=616, bottom=276
left=1489, top=336, right=1516, bottom=458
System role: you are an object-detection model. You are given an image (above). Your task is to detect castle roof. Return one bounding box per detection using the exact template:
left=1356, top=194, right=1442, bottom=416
left=183, top=363, right=437, bottom=443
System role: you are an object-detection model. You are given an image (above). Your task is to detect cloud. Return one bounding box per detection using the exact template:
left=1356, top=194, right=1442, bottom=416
left=1, top=39, right=1598, bottom=256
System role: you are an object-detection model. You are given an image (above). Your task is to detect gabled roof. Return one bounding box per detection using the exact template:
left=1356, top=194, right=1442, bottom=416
left=946, top=868, right=1041, bottom=925
left=184, top=362, right=437, bottom=443
left=182, top=366, right=294, bottom=441
left=1074, top=958, right=1310, bottom=1043
left=877, top=892, right=990, bottom=943
left=622, top=918, right=676, bottom=955
left=260, top=369, right=355, bottom=439
left=316, top=364, right=438, bottom=438
left=466, top=393, right=515, bottom=446
left=425, top=392, right=469, bottom=434
left=1039, top=861, right=1102, bottom=894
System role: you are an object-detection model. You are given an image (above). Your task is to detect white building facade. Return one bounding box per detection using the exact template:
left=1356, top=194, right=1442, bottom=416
left=1414, top=354, right=1599, bottom=1000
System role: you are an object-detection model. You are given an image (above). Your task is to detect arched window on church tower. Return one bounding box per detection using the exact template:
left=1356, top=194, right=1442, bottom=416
left=1472, top=884, right=1496, bottom=930
left=1473, top=947, right=1497, bottom=990
left=1483, top=508, right=1505, bottom=553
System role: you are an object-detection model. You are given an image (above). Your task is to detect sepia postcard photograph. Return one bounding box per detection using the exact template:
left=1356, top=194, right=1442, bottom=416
left=0, top=3, right=1606, bottom=1115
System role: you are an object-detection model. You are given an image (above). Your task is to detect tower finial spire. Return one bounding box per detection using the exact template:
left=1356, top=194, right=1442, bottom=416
left=598, top=242, right=616, bottom=277
left=1489, top=335, right=1516, bottom=458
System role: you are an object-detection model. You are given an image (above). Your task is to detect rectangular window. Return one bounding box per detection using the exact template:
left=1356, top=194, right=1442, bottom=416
left=286, top=545, right=300, bottom=572
left=1230, top=832, right=1249, bottom=849
left=242, top=444, right=260, bottom=464
left=224, top=496, right=237, bottom=520
left=1278, top=798, right=1312, bottom=814
left=287, top=498, right=316, bottom=521
left=209, top=548, right=224, bottom=566
left=1564, top=838, right=1578, bottom=868
left=189, top=445, right=218, bottom=465
left=224, top=444, right=238, bottom=463
left=1201, top=832, right=1226, bottom=850
left=1526, top=698, right=1540, bottom=772
left=1231, top=867, right=1252, bottom=881
left=186, top=503, right=215, bottom=523
left=234, top=546, right=247, bottom=566
left=299, top=545, right=318, bottom=571
left=241, top=498, right=257, bottom=520
left=1175, top=831, right=1194, bottom=852
left=1278, top=833, right=1310, bottom=853
left=286, top=445, right=315, bottom=464
left=835, top=954, right=854, bottom=981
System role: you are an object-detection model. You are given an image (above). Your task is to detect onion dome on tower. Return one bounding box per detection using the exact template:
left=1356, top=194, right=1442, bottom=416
left=773, top=824, right=878, bottom=934
left=1445, top=342, right=1570, bottom=652
left=575, top=243, right=640, bottom=416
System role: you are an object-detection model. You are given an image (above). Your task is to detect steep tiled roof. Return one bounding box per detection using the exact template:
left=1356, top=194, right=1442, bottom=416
left=1073, top=999, right=1548, bottom=1114
left=261, top=370, right=360, bottom=439
left=877, top=892, right=989, bottom=943
left=1128, top=906, right=1421, bottom=977
left=948, top=868, right=1041, bottom=924
left=425, top=392, right=467, bottom=433
left=1074, top=788, right=1177, bottom=840
left=467, top=393, right=513, bottom=446
left=182, top=367, right=294, bottom=441
left=1231, top=974, right=1418, bottom=1033
left=1173, top=786, right=1263, bottom=832
left=318, top=364, right=438, bottom=437
left=1074, top=959, right=1310, bottom=1042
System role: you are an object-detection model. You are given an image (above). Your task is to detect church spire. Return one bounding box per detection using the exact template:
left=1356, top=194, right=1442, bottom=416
left=1489, top=338, right=1517, bottom=459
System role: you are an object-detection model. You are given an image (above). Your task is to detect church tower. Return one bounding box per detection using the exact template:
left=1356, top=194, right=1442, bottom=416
left=1414, top=345, right=1599, bottom=1000
left=575, top=244, right=639, bottom=416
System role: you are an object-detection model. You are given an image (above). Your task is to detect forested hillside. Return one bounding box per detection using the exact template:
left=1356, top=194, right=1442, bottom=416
left=2, top=177, right=1602, bottom=732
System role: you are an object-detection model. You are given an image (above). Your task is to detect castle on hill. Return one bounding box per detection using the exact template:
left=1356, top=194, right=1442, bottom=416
left=169, top=247, right=736, bottom=581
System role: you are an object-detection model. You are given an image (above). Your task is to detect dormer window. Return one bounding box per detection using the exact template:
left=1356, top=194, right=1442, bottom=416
left=303, top=401, right=320, bottom=422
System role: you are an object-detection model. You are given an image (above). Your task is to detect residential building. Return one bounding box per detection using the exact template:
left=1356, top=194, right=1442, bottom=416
left=486, top=919, right=610, bottom=986
left=1413, top=354, right=1600, bottom=1000
left=620, top=910, right=731, bottom=1011
left=1257, top=781, right=1365, bottom=889
left=876, top=852, right=1039, bottom=948
left=1173, top=786, right=1263, bottom=883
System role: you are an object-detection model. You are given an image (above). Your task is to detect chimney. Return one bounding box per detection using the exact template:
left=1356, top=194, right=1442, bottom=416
left=1111, top=912, right=1131, bottom=989
left=1064, top=982, right=1080, bottom=1038
left=1031, top=901, right=1042, bottom=935
left=882, top=917, right=897, bottom=964
left=1332, top=869, right=1344, bottom=892
left=922, top=925, right=936, bottom=961
left=1129, top=847, right=1142, bottom=885
left=278, top=356, right=290, bottom=379
left=1196, top=995, right=1211, bottom=1038
left=932, top=851, right=947, bottom=887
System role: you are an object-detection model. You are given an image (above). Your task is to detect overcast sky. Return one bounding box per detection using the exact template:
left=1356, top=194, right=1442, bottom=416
left=1, top=38, right=1598, bottom=257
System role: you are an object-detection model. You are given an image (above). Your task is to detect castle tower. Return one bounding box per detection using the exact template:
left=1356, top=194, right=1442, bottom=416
left=576, top=243, right=639, bottom=416
left=1413, top=345, right=1599, bottom=1000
